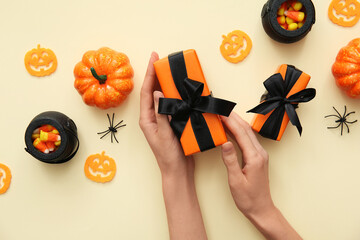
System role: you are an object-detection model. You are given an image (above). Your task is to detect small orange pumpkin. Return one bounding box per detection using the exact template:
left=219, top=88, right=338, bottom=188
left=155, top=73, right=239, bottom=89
left=332, top=38, right=360, bottom=98
left=84, top=151, right=116, bottom=183
left=328, top=0, right=360, bottom=27
left=220, top=30, right=252, bottom=63
left=74, top=47, right=134, bottom=109
left=24, top=44, right=57, bottom=77
left=0, top=163, right=12, bottom=194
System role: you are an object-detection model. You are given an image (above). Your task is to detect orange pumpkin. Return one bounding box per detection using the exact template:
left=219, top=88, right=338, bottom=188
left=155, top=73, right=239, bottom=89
left=328, top=0, right=360, bottom=27
left=74, top=47, right=134, bottom=109
left=84, top=151, right=116, bottom=183
left=332, top=38, right=360, bottom=98
left=0, top=163, right=12, bottom=194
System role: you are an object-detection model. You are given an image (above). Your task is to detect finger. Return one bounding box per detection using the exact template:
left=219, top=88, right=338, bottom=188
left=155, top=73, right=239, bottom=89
left=229, top=113, right=267, bottom=156
left=221, top=142, right=245, bottom=181
left=186, top=155, right=195, bottom=177
left=140, top=52, right=160, bottom=125
left=154, top=91, right=174, bottom=134
left=221, top=113, right=258, bottom=161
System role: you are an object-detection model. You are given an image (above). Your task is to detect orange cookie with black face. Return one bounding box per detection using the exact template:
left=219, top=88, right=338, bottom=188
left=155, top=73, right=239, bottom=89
left=24, top=44, right=57, bottom=77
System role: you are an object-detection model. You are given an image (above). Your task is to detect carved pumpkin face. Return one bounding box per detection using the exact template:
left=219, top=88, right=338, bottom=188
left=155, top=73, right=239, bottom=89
left=220, top=30, right=252, bottom=63
left=0, top=163, right=12, bottom=194
left=84, top=151, right=116, bottom=183
left=328, top=0, right=360, bottom=27
left=24, top=44, right=58, bottom=77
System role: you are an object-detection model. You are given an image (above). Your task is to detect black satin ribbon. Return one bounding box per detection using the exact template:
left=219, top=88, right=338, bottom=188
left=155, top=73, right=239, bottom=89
left=158, top=51, right=236, bottom=152
left=247, top=65, right=316, bottom=140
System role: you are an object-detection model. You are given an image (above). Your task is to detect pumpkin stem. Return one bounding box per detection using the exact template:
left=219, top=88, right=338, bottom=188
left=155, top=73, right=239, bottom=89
left=91, top=67, right=107, bottom=84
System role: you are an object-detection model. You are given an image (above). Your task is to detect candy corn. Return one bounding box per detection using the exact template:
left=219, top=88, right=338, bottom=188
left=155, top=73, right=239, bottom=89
left=290, top=0, right=302, bottom=11
left=277, top=0, right=305, bottom=30
left=45, top=141, right=55, bottom=152
left=32, top=133, right=40, bottom=140
left=284, top=11, right=305, bottom=22
left=298, top=21, right=304, bottom=28
left=33, top=125, right=54, bottom=134
left=286, top=16, right=294, bottom=25
left=40, top=130, right=61, bottom=142
left=280, top=22, right=288, bottom=30
left=277, top=2, right=287, bottom=16
left=32, top=125, right=61, bottom=154
left=33, top=138, right=49, bottom=154
left=277, top=16, right=286, bottom=25
left=288, top=23, right=298, bottom=31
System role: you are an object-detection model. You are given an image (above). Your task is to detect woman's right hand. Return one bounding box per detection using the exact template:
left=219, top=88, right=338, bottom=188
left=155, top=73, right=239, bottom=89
left=220, top=112, right=302, bottom=240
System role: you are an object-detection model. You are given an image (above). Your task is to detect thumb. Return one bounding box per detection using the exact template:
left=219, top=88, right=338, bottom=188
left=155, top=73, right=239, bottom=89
left=154, top=91, right=173, bottom=133
left=221, top=141, right=245, bottom=181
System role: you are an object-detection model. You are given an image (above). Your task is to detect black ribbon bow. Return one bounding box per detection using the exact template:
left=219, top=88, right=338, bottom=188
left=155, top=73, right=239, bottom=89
left=158, top=51, right=236, bottom=152
left=247, top=65, right=316, bottom=140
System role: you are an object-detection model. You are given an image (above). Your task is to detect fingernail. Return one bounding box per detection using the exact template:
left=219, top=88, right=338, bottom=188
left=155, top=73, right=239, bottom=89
left=153, top=92, right=159, bottom=103
left=221, top=142, right=233, bottom=153
left=151, top=51, right=158, bottom=60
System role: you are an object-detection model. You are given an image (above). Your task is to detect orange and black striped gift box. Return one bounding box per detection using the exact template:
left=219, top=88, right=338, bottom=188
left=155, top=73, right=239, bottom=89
left=248, top=64, right=316, bottom=141
left=154, top=49, right=236, bottom=155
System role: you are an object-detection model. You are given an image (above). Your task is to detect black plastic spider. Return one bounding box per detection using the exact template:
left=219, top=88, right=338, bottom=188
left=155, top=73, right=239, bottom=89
left=97, top=113, right=126, bottom=143
left=325, top=106, right=357, bottom=135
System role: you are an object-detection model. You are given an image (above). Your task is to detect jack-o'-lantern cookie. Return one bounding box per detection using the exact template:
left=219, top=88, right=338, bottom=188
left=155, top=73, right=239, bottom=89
left=0, top=163, right=12, bottom=194
left=328, top=0, right=360, bottom=27
left=24, top=44, right=57, bottom=77
left=220, top=30, right=252, bottom=63
left=84, top=151, right=116, bottom=183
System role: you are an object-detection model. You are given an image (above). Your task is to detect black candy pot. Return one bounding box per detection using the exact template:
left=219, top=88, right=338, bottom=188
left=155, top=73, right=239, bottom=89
left=261, top=0, right=315, bottom=43
left=25, top=111, right=79, bottom=164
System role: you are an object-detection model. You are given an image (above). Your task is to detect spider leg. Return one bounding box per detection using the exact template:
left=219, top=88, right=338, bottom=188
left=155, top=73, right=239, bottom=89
left=115, top=124, right=126, bottom=130
left=111, top=131, right=114, bottom=143
left=327, top=123, right=341, bottom=129
left=344, top=111, right=356, bottom=118
left=113, top=133, right=119, bottom=143
left=325, top=114, right=339, bottom=118
left=100, top=130, right=111, bottom=139
left=346, top=119, right=358, bottom=124
left=107, top=113, right=112, bottom=128
left=341, top=122, right=343, bottom=135
left=343, top=105, right=347, bottom=117
left=111, top=113, right=115, bottom=128
left=344, top=122, right=350, bottom=133
left=97, top=129, right=110, bottom=134
left=114, top=120, right=124, bottom=128
left=333, top=106, right=342, bottom=118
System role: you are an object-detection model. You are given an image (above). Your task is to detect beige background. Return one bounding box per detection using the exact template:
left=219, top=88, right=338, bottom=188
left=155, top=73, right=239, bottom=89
left=1, top=0, right=360, bottom=239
